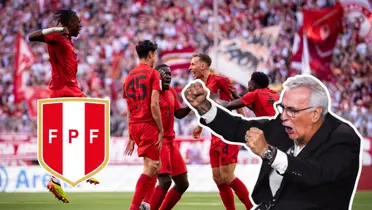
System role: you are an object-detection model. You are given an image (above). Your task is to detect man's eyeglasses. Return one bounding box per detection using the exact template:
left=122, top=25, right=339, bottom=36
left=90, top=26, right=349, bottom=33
left=276, top=103, right=313, bottom=118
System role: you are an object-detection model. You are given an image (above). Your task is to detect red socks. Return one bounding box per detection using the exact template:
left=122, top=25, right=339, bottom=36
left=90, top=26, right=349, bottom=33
left=217, top=183, right=236, bottom=210
left=150, top=186, right=168, bottom=210
left=130, top=174, right=153, bottom=210
left=230, top=178, right=254, bottom=209
left=143, top=175, right=158, bottom=203
left=159, top=188, right=182, bottom=210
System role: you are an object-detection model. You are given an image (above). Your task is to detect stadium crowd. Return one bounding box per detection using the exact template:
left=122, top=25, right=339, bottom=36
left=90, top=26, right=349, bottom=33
left=0, top=0, right=371, bottom=137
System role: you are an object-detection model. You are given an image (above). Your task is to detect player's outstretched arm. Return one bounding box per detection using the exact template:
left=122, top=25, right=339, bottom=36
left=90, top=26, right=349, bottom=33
left=28, top=27, right=68, bottom=42
left=174, top=107, right=191, bottom=119
left=227, top=85, right=245, bottom=116
left=224, top=99, right=245, bottom=110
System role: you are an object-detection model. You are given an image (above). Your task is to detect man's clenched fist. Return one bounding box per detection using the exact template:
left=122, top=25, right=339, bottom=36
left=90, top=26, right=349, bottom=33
left=245, top=127, right=269, bottom=158
left=183, top=80, right=212, bottom=115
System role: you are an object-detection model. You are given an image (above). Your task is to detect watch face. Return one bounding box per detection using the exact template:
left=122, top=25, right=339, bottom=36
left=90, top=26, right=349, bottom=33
left=265, top=151, right=273, bottom=159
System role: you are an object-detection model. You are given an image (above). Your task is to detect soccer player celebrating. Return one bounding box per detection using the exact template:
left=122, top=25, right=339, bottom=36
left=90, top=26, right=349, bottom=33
left=189, top=53, right=253, bottom=210
left=28, top=10, right=98, bottom=203
left=123, top=40, right=164, bottom=210
left=132, top=64, right=192, bottom=210
left=220, top=72, right=280, bottom=117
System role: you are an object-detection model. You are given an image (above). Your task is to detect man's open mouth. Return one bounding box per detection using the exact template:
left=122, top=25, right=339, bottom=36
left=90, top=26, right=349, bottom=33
left=284, top=125, right=294, bottom=134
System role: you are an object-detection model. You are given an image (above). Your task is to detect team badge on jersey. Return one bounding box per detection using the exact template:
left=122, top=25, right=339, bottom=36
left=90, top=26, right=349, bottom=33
left=37, top=98, right=110, bottom=187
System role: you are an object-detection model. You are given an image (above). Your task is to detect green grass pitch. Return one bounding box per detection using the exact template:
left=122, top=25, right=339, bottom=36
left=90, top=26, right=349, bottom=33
left=0, top=192, right=371, bottom=210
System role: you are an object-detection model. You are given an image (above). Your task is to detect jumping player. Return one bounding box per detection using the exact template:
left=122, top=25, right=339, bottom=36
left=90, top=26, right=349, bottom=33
left=132, top=64, right=192, bottom=210
left=28, top=9, right=98, bottom=203
left=220, top=72, right=280, bottom=117
left=123, top=40, right=164, bottom=210
left=189, top=53, right=254, bottom=210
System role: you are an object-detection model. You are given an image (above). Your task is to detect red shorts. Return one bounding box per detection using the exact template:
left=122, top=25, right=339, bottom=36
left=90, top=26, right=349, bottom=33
left=50, top=86, right=86, bottom=98
left=129, top=123, right=160, bottom=161
left=159, top=141, right=188, bottom=176
left=210, top=136, right=240, bottom=168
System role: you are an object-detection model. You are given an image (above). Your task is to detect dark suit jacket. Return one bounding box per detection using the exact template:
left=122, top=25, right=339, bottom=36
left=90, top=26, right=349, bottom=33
left=200, top=107, right=361, bottom=210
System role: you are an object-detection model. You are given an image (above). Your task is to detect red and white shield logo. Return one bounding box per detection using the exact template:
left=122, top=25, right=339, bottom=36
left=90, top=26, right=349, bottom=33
left=37, top=98, right=110, bottom=187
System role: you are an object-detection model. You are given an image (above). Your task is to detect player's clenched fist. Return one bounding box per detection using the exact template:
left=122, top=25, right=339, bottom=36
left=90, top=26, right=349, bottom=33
left=183, top=81, right=212, bottom=115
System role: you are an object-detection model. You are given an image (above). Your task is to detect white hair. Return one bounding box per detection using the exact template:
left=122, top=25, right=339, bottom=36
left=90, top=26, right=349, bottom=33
left=283, top=75, right=329, bottom=118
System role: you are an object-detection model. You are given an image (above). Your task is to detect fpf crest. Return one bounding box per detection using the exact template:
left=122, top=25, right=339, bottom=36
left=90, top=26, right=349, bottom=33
left=37, top=98, right=110, bottom=187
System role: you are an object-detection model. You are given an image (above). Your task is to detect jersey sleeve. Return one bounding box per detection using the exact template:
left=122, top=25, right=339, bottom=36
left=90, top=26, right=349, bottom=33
left=240, top=90, right=258, bottom=106
left=151, top=70, right=162, bottom=91
left=44, top=32, right=60, bottom=44
left=172, top=88, right=181, bottom=111
left=220, top=76, right=235, bottom=99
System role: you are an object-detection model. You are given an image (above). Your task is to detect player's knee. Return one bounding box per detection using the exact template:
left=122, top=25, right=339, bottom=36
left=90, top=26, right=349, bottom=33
left=212, top=173, right=224, bottom=185
left=174, top=174, right=189, bottom=193
left=176, top=179, right=189, bottom=193
left=221, top=170, right=235, bottom=184
left=144, top=159, right=161, bottom=176
left=158, top=174, right=172, bottom=190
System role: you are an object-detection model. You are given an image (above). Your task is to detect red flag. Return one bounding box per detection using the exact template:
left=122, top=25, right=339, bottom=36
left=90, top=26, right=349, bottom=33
left=291, top=26, right=339, bottom=81
left=14, top=34, right=36, bottom=102
left=14, top=34, right=49, bottom=118
left=303, top=2, right=344, bottom=42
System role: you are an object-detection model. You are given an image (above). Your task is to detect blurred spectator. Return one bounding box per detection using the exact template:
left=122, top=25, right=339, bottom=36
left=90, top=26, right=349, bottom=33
left=0, top=0, right=370, bottom=137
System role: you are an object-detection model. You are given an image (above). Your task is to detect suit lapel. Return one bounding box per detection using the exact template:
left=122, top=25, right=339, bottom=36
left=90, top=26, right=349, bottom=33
left=296, top=114, right=339, bottom=159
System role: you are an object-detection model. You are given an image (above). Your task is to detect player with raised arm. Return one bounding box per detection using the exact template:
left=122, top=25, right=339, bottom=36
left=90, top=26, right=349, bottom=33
left=28, top=9, right=98, bottom=203
left=123, top=40, right=164, bottom=210
left=189, top=53, right=253, bottom=210
left=127, top=64, right=192, bottom=210
left=217, top=72, right=280, bottom=117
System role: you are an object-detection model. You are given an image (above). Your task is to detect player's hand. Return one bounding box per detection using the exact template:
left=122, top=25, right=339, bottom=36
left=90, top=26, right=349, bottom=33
left=228, top=86, right=240, bottom=100
left=59, top=27, right=69, bottom=36
left=183, top=81, right=211, bottom=115
left=245, top=127, right=269, bottom=158
left=156, top=130, right=164, bottom=151
left=125, top=139, right=135, bottom=156
left=192, top=126, right=203, bottom=139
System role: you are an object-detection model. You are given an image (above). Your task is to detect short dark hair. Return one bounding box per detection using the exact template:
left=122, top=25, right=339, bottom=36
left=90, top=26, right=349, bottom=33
left=251, top=72, right=269, bottom=88
left=192, top=53, right=212, bottom=67
left=136, top=40, right=158, bottom=59
left=53, top=10, right=77, bottom=26
left=155, top=64, right=170, bottom=71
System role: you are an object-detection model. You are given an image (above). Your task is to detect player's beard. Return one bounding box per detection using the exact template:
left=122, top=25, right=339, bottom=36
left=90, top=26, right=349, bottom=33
left=163, top=82, right=170, bottom=90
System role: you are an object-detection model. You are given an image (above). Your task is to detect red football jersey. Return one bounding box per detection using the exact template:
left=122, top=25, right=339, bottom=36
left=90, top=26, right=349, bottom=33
left=240, top=87, right=279, bottom=117
left=206, top=74, right=235, bottom=101
left=206, top=74, right=235, bottom=144
left=123, top=64, right=162, bottom=124
left=45, top=32, right=79, bottom=90
left=160, top=88, right=181, bottom=141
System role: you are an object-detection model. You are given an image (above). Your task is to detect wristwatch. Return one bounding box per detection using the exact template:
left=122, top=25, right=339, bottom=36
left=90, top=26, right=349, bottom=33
left=262, top=145, right=277, bottom=165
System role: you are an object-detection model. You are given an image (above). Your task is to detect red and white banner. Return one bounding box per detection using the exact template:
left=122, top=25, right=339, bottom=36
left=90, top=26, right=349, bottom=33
left=38, top=98, right=110, bottom=186
left=14, top=34, right=49, bottom=118
left=159, top=46, right=195, bottom=72
left=341, top=0, right=372, bottom=44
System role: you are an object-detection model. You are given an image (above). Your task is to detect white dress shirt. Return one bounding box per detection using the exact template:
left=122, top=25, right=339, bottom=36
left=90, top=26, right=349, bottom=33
left=201, top=103, right=305, bottom=197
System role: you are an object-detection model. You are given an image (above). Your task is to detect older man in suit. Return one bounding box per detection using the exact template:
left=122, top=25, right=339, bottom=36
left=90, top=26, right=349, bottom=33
left=183, top=75, right=362, bottom=210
